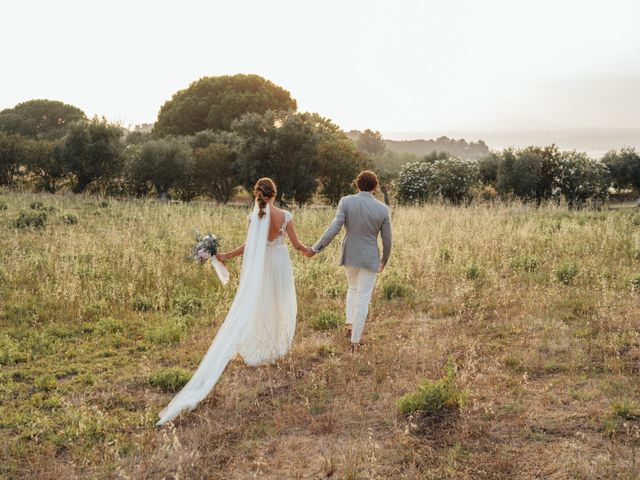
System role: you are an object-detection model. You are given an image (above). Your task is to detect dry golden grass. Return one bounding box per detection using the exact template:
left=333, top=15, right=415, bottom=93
left=1, top=190, right=639, bottom=479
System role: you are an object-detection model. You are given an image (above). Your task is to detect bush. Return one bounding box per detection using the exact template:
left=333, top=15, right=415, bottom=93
left=509, top=255, right=539, bottom=273
left=150, top=368, right=192, bottom=392
left=11, top=211, right=48, bottom=229
left=309, top=310, right=341, bottom=331
left=132, top=295, right=154, bottom=312
left=61, top=213, right=79, bottom=225
left=0, top=200, right=7, bottom=210
left=629, top=274, right=640, bottom=293
left=611, top=399, right=640, bottom=420
left=465, top=263, right=482, bottom=280
left=382, top=277, right=410, bottom=299
left=0, top=335, right=28, bottom=365
left=396, top=157, right=480, bottom=204
left=397, top=359, right=465, bottom=415
left=145, top=316, right=194, bottom=345
left=34, top=374, right=57, bottom=392
left=396, top=161, right=436, bottom=204
left=438, top=246, right=453, bottom=263
left=555, top=262, right=578, bottom=285
left=171, top=293, right=203, bottom=316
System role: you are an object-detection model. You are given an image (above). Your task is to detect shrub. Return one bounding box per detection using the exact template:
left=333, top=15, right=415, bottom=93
left=145, top=316, right=194, bottom=345
left=29, top=201, right=44, bottom=210
left=34, top=374, right=57, bottom=392
left=132, top=295, right=154, bottom=312
left=438, top=246, right=453, bottom=263
left=150, top=368, right=192, bottom=392
left=0, top=335, right=28, bottom=365
left=509, top=255, right=539, bottom=273
left=11, top=211, right=48, bottom=229
left=611, top=399, right=639, bottom=420
left=171, top=293, right=203, bottom=316
left=0, top=200, right=7, bottom=210
left=397, top=359, right=465, bottom=415
left=629, top=274, right=640, bottom=293
left=555, top=262, right=578, bottom=285
left=465, top=263, right=482, bottom=280
left=61, top=213, right=79, bottom=225
left=310, top=310, right=342, bottom=331
left=382, top=277, right=410, bottom=299
left=96, top=317, right=126, bottom=334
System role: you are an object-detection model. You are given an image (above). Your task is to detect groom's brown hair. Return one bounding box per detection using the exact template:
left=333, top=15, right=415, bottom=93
left=355, top=170, right=379, bottom=192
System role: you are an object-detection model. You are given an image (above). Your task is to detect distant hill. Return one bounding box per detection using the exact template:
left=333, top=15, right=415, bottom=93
left=383, top=128, right=640, bottom=159
left=346, top=131, right=490, bottom=159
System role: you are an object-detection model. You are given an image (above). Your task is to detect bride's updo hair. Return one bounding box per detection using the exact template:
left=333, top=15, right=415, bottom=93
left=254, top=177, right=277, bottom=219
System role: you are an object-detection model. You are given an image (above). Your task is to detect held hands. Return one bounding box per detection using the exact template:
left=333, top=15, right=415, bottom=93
left=378, top=262, right=385, bottom=273
left=301, top=246, right=315, bottom=258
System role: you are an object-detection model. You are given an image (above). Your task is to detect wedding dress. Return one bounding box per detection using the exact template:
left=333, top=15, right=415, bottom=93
left=156, top=203, right=297, bottom=426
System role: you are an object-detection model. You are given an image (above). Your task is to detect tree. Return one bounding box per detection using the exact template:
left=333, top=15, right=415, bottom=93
left=496, top=145, right=561, bottom=203
left=193, top=143, right=238, bottom=203
left=24, top=139, right=66, bottom=193
left=233, top=111, right=347, bottom=205
left=154, top=74, right=297, bottom=136
left=356, top=129, right=386, bottom=156
left=57, top=118, right=125, bottom=193
left=317, top=139, right=369, bottom=205
left=126, top=138, right=193, bottom=199
left=0, top=99, right=86, bottom=139
left=478, top=153, right=500, bottom=185
left=602, top=147, right=640, bottom=194
left=557, top=152, right=610, bottom=208
left=0, top=132, right=24, bottom=185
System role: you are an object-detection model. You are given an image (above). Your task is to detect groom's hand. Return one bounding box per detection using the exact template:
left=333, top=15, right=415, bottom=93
left=378, top=262, right=385, bottom=273
left=302, top=246, right=316, bottom=257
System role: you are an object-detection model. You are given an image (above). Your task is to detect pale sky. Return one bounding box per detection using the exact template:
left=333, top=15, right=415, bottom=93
left=2, top=0, right=639, bottom=139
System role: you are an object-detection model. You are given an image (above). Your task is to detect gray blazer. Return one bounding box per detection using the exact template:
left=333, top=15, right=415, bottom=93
left=313, top=191, right=392, bottom=272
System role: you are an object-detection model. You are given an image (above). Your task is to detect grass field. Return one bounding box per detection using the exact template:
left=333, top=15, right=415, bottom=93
left=1, top=190, right=639, bottom=479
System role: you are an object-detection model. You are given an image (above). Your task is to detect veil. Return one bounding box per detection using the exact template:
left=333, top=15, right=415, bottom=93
left=156, top=203, right=270, bottom=426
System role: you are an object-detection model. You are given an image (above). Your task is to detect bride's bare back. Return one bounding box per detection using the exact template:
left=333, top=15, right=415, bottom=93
left=267, top=206, right=286, bottom=241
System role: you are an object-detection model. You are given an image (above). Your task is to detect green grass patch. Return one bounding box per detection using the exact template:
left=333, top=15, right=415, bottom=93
left=150, top=367, right=192, bottom=392
left=309, top=310, right=342, bottom=331
left=397, top=359, right=466, bottom=416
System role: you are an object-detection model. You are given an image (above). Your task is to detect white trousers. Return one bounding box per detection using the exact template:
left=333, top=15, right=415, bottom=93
left=345, top=266, right=378, bottom=343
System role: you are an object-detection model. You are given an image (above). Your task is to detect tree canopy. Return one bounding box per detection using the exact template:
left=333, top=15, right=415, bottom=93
left=154, top=74, right=297, bottom=136
left=0, top=99, right=86, bottom=139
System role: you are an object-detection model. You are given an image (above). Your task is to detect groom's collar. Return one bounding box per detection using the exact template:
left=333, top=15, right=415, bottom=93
left=357, top=191, right=374, bottom=197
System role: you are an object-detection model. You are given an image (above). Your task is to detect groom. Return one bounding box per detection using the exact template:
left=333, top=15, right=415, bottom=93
left=305, top=170, right=392, bottom=349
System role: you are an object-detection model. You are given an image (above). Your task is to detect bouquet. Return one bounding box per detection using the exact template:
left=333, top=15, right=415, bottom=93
left=192, top=234, right=219, bottom=262
left=191, top=233, right=229, bottom=285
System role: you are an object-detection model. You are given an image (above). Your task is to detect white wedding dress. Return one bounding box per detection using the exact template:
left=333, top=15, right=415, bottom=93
left=156, top=203, right=297, bottom=426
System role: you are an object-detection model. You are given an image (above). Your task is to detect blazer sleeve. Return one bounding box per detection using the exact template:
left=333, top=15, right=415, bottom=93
left=313, top=198, right=346, bottom=253
left=380, top=207, right=392, bottom=265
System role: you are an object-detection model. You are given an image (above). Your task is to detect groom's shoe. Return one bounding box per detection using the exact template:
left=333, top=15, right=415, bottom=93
left=350, top=342, right=365, bottom=353
left=344, top=325, right=352, bottom=339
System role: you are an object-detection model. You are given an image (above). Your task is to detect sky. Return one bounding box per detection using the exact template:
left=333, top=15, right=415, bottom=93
left=2, top=0, right=639, bottom=145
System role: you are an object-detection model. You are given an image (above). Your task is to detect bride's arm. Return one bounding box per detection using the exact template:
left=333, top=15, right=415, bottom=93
left=286, top=220, right=308, bottom=252
left=216, top=244, right=244, bottom=262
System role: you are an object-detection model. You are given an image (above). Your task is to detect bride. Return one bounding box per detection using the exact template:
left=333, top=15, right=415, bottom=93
left=156, top=178, right=308, bottom=426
